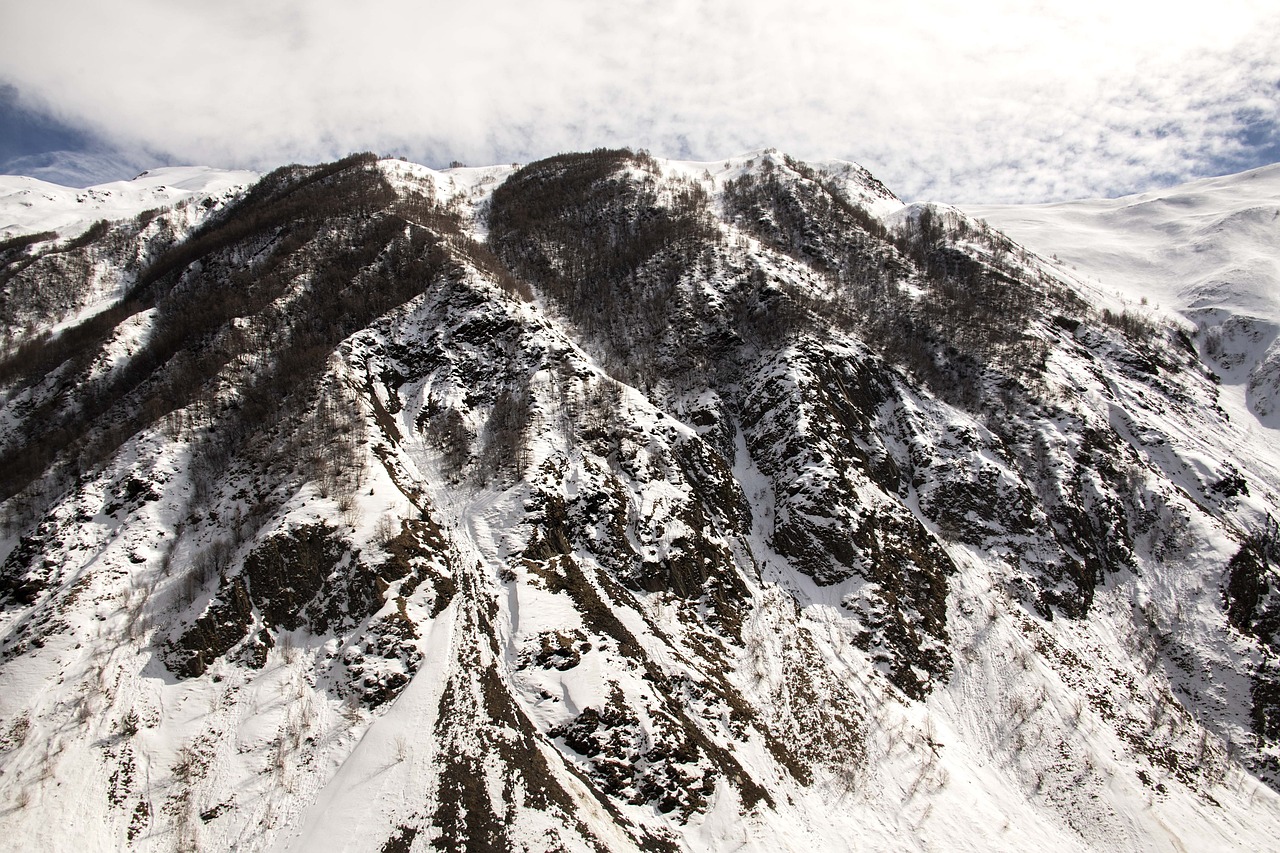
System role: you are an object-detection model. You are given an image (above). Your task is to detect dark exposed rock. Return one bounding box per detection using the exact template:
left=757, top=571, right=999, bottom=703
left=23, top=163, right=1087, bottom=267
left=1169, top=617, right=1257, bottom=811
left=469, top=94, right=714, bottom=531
left=1224, top=522, right=1280, bottom=772
left=551, top=685, right=714, bottom=821
left=170, top=576, right=254, bottom=678
left=0, top=532, right=51, bottom=605
left=1225, top=526, right=1280, bottom=642
left=242, top=523, right=347, bottom=631
left=740, top=346, right=955, bottom=695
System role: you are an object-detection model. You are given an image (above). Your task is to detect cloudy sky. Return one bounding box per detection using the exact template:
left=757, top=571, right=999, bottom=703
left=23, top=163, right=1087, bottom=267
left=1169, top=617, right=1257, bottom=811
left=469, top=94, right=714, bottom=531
left=2, top=0, right=1278, bottom=203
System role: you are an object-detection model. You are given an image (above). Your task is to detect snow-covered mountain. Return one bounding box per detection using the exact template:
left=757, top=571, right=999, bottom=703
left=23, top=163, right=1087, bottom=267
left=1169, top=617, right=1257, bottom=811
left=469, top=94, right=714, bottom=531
left=967, top=164, right=1280, bottom=426
left=1, top=149, right=1278, bottom=852
left=0, top=150, right=160, bottom=193
left=0, top=166, right=258, bottom=241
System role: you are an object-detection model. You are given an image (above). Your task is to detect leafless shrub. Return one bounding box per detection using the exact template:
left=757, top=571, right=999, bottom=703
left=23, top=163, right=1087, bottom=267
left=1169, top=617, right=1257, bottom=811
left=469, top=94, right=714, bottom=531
left=6, top=712, right=31, bottom=748
left=124, top=591, right=149, bottom=640
left=372, top=514, right=398, bottom=547
left=175, top=573, right=200, bottom=610
left=271, top=735, right=287, bottom=778
left=1008, top=694, right=1031, bottom=727
left=340, top=499, right=360, bottom=529
left=172, top=744, right=198, bottom=785
left=279, top=632, right=298, bottom=665
left=38, top=742, right=55, bottom=781
left=340, top=696, right=364, bottom=727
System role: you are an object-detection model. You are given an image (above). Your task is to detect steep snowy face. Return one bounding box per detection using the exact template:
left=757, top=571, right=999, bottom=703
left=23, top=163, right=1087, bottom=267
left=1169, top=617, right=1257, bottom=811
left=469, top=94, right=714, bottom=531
left=0, top=149, right=1279, bottom=852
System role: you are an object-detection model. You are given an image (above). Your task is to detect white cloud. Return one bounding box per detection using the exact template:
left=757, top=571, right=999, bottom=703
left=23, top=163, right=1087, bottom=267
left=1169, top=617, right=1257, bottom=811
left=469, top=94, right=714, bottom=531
left=3, top=0, right=1278, bottom=202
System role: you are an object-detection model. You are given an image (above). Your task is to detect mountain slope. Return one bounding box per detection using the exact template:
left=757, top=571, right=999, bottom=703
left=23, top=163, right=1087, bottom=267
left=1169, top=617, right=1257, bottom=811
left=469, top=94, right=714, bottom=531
left=966, top=163, right=1280, bottom=425
left=0, top=149, right=1278, bottom=851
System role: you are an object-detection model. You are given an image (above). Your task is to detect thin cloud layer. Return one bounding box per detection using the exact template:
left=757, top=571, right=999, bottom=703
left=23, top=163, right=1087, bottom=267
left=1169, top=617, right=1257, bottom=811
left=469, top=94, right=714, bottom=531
left=3, top=0, right=1278, bottom=202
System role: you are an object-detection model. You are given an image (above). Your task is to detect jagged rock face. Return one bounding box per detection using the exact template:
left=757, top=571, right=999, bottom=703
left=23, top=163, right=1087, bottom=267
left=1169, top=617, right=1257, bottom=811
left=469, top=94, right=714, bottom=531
left=1, top=150, right=1280, bottom=851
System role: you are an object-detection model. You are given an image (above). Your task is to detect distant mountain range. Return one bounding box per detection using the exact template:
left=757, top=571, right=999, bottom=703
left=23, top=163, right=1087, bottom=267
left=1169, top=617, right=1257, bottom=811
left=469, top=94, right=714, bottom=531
left=0, top=88, right=154, bottom=188
left=0, top=149, right=155, bottom=189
